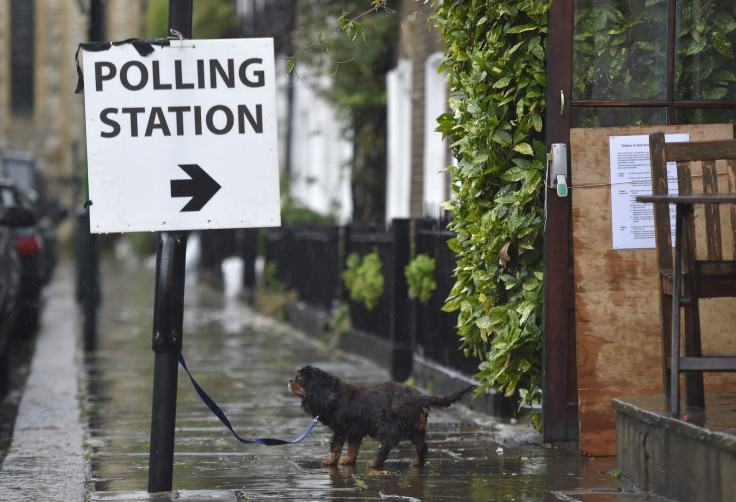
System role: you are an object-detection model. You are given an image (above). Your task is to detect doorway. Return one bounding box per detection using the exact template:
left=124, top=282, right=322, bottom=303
left=543, top=0, right=736, bottom=443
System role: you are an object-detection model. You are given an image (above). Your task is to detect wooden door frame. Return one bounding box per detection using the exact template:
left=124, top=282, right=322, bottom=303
left=543, top=0, right=577, bottom=442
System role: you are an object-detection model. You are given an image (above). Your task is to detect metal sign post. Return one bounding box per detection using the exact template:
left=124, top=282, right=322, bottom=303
left=147, top=1, right=191, bottom=494
left=148, top=231, right=188, bottom=492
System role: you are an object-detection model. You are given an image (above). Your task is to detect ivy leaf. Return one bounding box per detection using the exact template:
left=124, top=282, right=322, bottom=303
left=684, top=37, right=707, bottom=56
left=476, top=315, right=493, bottom=330
left=513, top=143, right=534, bottom=156
left=442, top=296, right=462, bottom=313
left=522, top=276, right=541, bottom=291
left=492, top=130, right=513, bottom=146
left=493, top=76, right=513, bottom=89
left=530, top=114, right=543, bottom=132
left=501, top=167, right=527, bottom=182
left=712, top=31, right=734, bottom=58
left=506, top=23, right=537, bottom=34
left=703, top=86, right=728, bottom=100
left=446, top=237, right=462, bottom=254
left=489, top=306, right=509, bottom=325
left=715, top=70, right=736, bottom=83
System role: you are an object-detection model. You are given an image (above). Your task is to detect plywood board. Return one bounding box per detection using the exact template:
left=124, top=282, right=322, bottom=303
left=571, top=124, right=736, bottom=456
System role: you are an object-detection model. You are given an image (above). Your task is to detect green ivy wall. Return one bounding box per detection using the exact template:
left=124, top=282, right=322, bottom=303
left=431, top=0, right=551, bottom=424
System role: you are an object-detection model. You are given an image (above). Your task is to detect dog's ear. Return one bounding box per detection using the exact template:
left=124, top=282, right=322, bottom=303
left=300, top=366, right=341, bottom=413
left=302, top=366, right=340, bottom=391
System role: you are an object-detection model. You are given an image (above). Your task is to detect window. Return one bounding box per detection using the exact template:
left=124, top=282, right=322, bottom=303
left=423, top=53, right=448, bottom=218
left=10, top=0, right=35, bottom=116
left=571, top=0, right=736, bottom=127
left=385, top=59, right=412, bottom=222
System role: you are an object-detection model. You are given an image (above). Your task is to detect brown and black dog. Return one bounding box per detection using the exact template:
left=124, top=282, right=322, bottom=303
left=288, top=365, right=474, bottom=468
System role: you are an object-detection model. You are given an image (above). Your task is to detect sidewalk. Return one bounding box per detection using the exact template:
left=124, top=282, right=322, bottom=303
left=0, top=263, right=85, bottom=501
left=0, top=259, right=669, bottom=501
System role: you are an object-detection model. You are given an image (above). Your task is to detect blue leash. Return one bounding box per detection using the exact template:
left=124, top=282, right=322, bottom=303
left=178, top=353, right=319, bottom=445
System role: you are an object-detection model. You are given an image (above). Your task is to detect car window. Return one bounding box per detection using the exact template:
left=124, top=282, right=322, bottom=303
left=0, top=187, right=15, bottom=218
left=0, top=189, right=6, bottom=220
left=0, top=187, right=15, bottom=206
left=4, top=160, right=36, bottom=194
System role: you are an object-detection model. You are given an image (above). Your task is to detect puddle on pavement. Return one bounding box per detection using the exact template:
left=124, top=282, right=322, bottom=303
left=82, top=259, right=643, bottom=501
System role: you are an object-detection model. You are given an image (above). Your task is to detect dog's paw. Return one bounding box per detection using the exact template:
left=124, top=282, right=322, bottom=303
left=321, top=457, right=339, bottom=467
left=338, top=457, right=356, bottom=466
left=368, top=458, right=384, bottom=469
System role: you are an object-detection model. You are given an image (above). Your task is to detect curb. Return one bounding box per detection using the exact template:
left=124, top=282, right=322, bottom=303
left=0, top=265, right=86, bottom=501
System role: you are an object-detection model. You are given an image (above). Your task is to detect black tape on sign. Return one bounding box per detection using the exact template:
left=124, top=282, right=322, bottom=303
left=75, top=38, right=171, bottom=94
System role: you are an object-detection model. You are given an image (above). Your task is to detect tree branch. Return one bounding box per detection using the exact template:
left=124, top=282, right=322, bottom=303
left=283, top=0, right=394, bottom=72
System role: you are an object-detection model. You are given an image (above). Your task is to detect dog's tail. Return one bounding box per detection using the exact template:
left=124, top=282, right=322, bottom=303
left=425, top=385, right=476, bottom=411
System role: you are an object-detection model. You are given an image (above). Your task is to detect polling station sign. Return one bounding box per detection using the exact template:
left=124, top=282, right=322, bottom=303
left=79, top=38, right=280, bottom=233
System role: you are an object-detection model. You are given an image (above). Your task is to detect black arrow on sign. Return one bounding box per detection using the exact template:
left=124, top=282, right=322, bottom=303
left=170, top=164, right=222, bottom=212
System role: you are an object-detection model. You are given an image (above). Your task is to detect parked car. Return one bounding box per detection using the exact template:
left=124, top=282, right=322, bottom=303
left=0, top=178, right=44, bottom=337
left=0, top=182, right=35, bottom=387
left=0, top=150, right=67, bottom=285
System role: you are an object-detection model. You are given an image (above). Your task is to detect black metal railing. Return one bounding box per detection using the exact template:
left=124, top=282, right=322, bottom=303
left=200, top=217, right=474, bottom=379
left=414, top=218, right=477, bottom=375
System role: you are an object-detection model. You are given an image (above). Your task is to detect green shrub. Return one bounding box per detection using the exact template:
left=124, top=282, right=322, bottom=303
left=404, top=254, right=437, bottom=304
left=342, top=251, right=384, bottom=311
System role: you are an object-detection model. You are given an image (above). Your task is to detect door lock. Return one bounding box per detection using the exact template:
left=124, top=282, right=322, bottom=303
left=548, top=143, right=568, bottom=197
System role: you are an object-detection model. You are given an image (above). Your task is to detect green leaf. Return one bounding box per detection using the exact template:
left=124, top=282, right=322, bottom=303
left=703, top=87, right=728, bottom=100
left=715, top=70, right=736, bottom=83
left=475, top=315, right=493, bottom=330
left=530, top=114, right=543, bottom=132
left=712, top=31, right=734, bottom=58
left=517, top=301, right=536, bottom=324
left=506, top=23, right=537, bottom=34
left=684, top=37, right=707, bottom=56
left=513, top=143, right=534, bottom=156
left=474, top=152, right=489, bottom=164
left=446, top=237, right=462, bottom=254
left=493, top=76, right=513, bottom=89
left=501, top=167, right=527, bottom=182
left=492, top=130, right=513, bottom=146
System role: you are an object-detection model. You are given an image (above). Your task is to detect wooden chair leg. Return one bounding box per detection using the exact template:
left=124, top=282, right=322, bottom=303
left=681, top=204, right=705, bottom=408
left=670, top=204, right=685, bottom=417
left=670, top=301, right=681, bottom=417
left=683, top=309, right=705, bottom=408
left=660, top=293, right=672, bottom=397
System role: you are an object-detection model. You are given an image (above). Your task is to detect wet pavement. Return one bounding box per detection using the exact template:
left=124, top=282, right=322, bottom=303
left=3, top=257, right=673, bottom=501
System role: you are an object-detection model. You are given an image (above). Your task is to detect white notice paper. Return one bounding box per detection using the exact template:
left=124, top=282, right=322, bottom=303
left=609, top=133, right=688, bottom=249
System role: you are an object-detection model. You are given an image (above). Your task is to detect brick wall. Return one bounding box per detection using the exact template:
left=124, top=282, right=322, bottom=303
left=396, top=1, right=449, bottom=219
